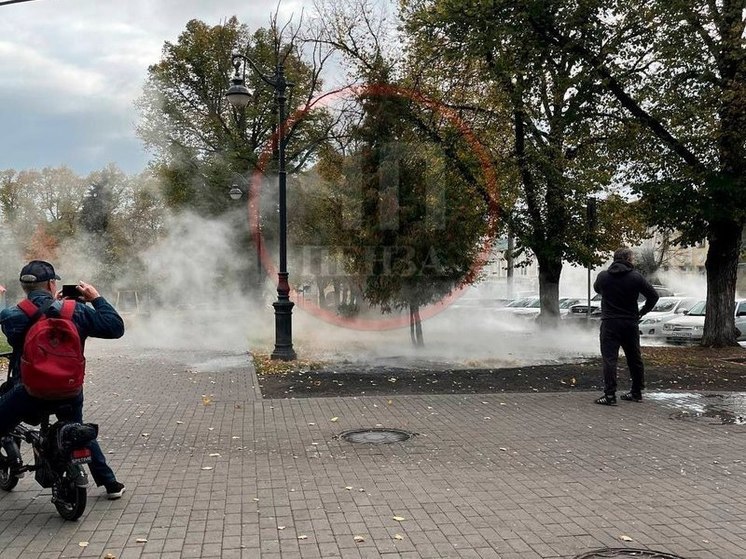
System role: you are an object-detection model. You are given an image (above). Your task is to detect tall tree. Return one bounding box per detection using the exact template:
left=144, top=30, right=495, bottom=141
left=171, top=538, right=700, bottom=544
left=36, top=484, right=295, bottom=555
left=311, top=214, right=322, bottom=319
left=523, top=0, right=745, bottom=346
left=137, top=16, right=335, bottom=217
left=400, top=0, right=645, bottom=324
left=326, top=67, right=489, bottom=344
left=311, top=1, right=493, bottom=341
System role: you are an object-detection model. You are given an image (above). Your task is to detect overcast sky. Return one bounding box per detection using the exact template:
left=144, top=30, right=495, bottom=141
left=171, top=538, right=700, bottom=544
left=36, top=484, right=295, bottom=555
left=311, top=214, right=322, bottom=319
left=0, top=0, right=312, bottom=175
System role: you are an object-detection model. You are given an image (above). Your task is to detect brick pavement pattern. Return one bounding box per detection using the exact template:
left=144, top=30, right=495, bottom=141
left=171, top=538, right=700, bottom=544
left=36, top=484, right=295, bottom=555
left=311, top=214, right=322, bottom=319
left=0, top=341, right=745, bottom=559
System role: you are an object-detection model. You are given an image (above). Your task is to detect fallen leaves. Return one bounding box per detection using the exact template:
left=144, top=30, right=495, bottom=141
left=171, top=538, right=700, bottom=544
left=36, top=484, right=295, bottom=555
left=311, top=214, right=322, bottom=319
left=252, top=351, right=326, bottom=376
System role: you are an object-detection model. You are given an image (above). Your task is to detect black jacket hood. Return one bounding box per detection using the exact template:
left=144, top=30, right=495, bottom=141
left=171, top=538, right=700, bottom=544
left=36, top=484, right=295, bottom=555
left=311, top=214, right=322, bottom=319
left=608, top=260, right=634, bottom=275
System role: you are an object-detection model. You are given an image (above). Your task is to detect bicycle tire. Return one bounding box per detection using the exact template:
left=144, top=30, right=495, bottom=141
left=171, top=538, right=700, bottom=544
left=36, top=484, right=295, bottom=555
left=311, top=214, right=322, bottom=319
left=53, top=476, right=87, bottom=520
left=0, top=448, right=20, bottom=491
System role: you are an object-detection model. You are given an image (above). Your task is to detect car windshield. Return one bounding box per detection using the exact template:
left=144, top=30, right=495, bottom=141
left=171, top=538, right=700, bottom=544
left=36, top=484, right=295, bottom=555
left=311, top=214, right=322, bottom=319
left=506, top=298, right=529, bottom=307
left=559, top=299, right=579, bottom=309
left=686, top=301, right=706, bottom=316
left=651, top=299, right=677, bottom=312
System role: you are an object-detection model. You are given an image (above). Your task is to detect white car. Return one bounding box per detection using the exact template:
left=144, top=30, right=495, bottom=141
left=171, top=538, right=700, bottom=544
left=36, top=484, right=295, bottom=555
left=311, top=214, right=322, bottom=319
left=663, top=299, right=746, bottom=344
left=495, top=296, right=539, bottom=314
left=639, top=297, right=700, bottom=338
left=511, top=297, right=583, bottom=319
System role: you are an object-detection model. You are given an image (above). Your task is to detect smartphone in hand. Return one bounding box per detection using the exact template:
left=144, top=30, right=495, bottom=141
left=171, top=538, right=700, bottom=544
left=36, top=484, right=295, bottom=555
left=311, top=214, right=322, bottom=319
left=61, top=284, right=80, bottom=299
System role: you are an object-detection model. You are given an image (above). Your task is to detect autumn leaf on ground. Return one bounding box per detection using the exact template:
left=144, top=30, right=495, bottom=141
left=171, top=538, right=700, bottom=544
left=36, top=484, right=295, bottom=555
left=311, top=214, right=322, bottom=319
left=619, top=535, right=633, bottom=542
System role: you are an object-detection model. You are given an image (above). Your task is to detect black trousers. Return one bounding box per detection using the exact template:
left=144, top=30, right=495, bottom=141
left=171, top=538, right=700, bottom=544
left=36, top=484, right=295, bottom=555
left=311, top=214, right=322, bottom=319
left=599, top=319, right=644, bottom=396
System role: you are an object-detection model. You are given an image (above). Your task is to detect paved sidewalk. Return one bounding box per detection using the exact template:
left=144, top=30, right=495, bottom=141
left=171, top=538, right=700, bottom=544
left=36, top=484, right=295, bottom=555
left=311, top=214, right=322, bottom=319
left=0, top=342, right=745, bottom=559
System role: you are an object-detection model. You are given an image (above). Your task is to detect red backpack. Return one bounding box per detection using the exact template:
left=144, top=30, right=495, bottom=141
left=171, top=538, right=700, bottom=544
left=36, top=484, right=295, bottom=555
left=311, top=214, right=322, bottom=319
left=18, top=299, right=85, bottom=399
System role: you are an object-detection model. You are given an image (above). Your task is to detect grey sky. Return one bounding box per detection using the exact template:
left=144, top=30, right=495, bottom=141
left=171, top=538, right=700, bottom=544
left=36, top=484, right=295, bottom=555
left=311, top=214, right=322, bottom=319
left=0, top=0, right=310, bottom=174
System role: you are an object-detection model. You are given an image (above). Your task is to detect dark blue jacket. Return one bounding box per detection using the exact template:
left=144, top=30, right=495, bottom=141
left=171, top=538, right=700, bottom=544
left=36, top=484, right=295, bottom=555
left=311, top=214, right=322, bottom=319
left=0, top=290, right=125, bottom=375
left=594, top=260, right=659, bottom=321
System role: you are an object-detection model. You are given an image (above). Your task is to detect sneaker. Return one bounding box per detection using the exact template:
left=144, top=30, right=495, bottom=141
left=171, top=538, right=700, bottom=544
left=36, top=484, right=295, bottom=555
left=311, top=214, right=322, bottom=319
left=105, top=481, right=125, bottom=500
left=594, top=394, right=617, bottom=406
left=620, top=392, right=642, bottom=402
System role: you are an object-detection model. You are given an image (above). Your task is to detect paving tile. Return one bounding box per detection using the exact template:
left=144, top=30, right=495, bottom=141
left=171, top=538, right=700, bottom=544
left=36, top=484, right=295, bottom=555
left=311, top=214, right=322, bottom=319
left=0, top=343, right=744, bottom=558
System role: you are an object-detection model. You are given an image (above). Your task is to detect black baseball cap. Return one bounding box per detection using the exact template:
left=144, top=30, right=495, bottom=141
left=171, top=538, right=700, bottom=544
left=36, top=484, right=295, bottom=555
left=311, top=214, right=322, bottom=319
left=19, top=260, right=61, bottom=283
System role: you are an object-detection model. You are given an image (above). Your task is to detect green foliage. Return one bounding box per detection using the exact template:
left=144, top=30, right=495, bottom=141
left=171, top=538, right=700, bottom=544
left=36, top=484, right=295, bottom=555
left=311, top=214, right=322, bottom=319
left=335, top=71, right=488, bottom=315
left=507, top=0, right=746, bottom=344
left=399, top=0, right=644, bottom=320
left=137, top=17, right=333, bottom=218
left=0, top=165, right=166, bottom=296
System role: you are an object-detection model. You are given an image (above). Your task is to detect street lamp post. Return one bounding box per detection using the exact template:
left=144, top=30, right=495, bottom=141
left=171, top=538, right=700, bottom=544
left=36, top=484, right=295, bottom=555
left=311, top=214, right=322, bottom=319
left=226, top=50, right=296, bottom=361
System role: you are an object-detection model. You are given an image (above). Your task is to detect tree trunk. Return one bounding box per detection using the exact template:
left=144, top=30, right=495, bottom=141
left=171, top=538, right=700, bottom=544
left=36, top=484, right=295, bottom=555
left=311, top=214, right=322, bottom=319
left=316, top=278, right=326, bottom=308
left=409, top=304, right=424, bottom=347
left=535, top=253, right=562, bottom=327
left=506, top=231, right=514, bottom=299
left=702, top=220, right=742, bottom=347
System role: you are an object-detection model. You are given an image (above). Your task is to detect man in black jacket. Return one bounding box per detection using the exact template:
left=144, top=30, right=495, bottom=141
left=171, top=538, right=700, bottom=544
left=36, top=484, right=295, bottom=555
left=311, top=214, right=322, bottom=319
left=593, top=248, right=659, bottom=405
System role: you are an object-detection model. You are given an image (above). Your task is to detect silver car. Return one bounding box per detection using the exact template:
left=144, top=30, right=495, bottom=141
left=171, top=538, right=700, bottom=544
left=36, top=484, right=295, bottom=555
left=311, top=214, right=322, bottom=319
left=639, top=297, right=700, bottom=338
left=662, top=299, right=746, bottom=344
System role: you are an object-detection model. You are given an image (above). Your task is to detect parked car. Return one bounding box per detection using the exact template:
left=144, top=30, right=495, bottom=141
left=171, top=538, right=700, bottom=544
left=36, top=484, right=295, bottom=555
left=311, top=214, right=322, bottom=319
left=565, top=285, right=676, bottom=326
left=509, top=297, right=583, bottom=319
left=494, top=296, right=539, bottom=314
left=639, top=296, right=700, bottom=338
left=564, top=294, right=603, bottom=324
left=662, top=299, right=746, bottom=344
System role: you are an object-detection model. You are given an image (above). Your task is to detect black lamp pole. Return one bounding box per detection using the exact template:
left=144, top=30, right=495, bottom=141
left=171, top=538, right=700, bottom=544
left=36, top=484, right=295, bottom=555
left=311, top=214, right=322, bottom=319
left=226, top=51, right=296, bottom=361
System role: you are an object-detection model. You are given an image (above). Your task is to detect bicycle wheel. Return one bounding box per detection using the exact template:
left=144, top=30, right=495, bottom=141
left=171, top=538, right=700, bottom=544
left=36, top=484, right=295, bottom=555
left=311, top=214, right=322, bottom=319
left=0, top=446, right=20, bottom=491
left=52, top=475, right=87, bottom=520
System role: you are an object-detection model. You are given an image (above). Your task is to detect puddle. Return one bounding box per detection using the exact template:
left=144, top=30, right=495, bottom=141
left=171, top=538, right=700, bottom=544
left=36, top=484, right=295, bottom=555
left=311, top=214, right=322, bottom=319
left=647, top=391, right=746, bottom=425
left=188, top=354, right=251, bottom=373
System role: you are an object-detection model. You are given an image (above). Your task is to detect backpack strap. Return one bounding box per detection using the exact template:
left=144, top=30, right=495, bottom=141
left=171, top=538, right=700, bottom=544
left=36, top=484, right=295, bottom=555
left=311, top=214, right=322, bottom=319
left=59, top=299, right=76, bottom=320
left=18, top=298, right=55, bottom=325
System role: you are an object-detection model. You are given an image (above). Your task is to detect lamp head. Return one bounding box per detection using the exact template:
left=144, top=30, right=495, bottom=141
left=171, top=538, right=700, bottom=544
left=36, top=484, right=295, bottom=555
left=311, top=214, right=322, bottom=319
left=226, top=75, right=252, bottom=109
left=229, top=185, right=243, bottom=200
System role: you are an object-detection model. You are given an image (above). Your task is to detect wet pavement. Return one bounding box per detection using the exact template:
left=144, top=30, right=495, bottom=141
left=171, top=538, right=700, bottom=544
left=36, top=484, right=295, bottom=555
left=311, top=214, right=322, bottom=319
left=0, top=340, right=745, bottom=559
left=648, top=392, right=746, bottom=426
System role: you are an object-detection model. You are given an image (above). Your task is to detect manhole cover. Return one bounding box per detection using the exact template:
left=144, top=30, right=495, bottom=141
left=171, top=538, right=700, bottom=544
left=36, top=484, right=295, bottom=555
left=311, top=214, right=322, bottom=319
left=338, top=428, right=414, bottom=444
left=575, top=549, right=688, bottom=558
